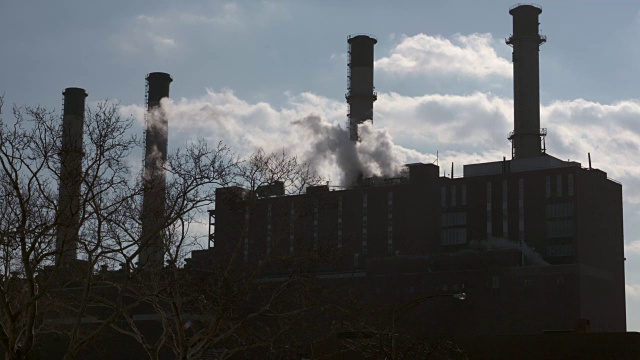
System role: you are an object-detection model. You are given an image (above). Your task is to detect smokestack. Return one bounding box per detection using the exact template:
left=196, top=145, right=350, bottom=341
left=56, top=87, right=87, bottom=266
left=346, top=35, right=377, bottom=142
left=506, top=4, right=546, bottom=159
left=139, top=72, right=172, bottom=271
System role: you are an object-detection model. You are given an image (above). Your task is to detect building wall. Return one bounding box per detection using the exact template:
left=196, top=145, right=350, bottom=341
left=205, top=160, right=626, bottom=336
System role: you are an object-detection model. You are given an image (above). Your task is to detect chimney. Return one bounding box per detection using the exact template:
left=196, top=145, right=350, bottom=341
left=346, top=35, right=377, bottom=142
left=56, top=87, right=87, bottom=266
left=506, top=4, right=546, bottom=159
left=139, top=72, right=172, bottom=271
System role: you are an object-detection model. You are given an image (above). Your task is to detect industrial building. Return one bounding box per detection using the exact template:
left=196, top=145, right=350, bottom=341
left=35, top=4, right=630, bottom=359
left=190, top=4, right=627, bottom=337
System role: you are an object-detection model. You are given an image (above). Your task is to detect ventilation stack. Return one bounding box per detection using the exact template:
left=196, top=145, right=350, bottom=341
left=506, top=4, right=546, bottom=159
left=346, top=35, right=377, bottom=142
left=139, top=72, right=172, bottom=271
left=56, top=87, right=87, bottom=266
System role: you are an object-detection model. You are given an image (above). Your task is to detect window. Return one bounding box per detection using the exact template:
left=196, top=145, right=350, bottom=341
left=545, top=176, right=551, bottom=198
left=244, top=207, right=250, bottom=262
left=388, top=191, right=394, bottom=254
left=362, top=194, right=368, bottom=254
left=492, top=276, right=500, bottom=289
left=461, top=184, right=467, bottom=206
left=313, top=201, right=319, bottom=248
left=289, top=202, right=295, bottom=254
left=441, top=186, right=446, bottom=207
left=441, top=228, right=467, bottom=245
left=502, top=180, right=508, bottom=235
left=546, top=203, right=574, bottom=218
left=547, top=244, right=575, bottom=256
left=451, top=185, right=456, bottom=206
left=267, top=204, right=272, bottom=249
left=546, top=220, right=574, bottom=238
left=487, top=182, right=492, bottom=237
left=556, top=175, right=562, bottom=197
left=568, top=174, right=574, bottom=196
left=441, top=212, right=467, bottom=226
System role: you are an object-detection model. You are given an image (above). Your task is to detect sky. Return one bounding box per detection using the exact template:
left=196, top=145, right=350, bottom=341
left=2, top=0, right=640, bottom=330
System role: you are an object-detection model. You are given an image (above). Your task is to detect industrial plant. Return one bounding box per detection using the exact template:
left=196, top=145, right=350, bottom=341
left=190, top=2, right=627, bottom=347
left=35, top=3, right=638, bottom=359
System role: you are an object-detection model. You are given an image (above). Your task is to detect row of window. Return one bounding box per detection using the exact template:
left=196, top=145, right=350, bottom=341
left=441, top=185, right=467, bottom=207
left=546, top=174, right=574, bottom=198
left=547, top=244, right=575, bottom=257
left=492, top=276, right=566, bottom=289
left=377, top=277, right=567, bottom=295
left=546, top=203, right=574, bottom=218
left=441, top=212, right=467, bottom=226
left=546, top=219, right=574, bottom=238
left=441, top=228, right=467, bottom=245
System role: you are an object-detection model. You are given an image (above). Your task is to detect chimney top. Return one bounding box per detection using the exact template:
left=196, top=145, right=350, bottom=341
left=146, top=72, right=173, bottom=83
left=347, top=34, right=378, bottom=44
left=62, top=87, right=88, bottom=97
left=509, top=3, right=542, bottom=15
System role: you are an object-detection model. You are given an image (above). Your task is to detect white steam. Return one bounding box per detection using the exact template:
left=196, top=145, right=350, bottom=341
left=292, top=116, right=409, bottom=185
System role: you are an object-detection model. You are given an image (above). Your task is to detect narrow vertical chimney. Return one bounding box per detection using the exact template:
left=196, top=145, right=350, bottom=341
left=139, top=72, right=172, bottom=271
left=56, top=87, right=87, bottom=266
left=346, top=35, right=377, bottom=142
left=507, top=5, right=546, bottom=159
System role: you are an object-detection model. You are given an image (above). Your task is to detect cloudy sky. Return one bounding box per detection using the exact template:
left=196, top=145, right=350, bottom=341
left=3, top=0, right=640, bottom=330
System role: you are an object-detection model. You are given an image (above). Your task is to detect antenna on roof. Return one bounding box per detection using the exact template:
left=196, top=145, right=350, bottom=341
left=588, top=152, right=592, bottom=170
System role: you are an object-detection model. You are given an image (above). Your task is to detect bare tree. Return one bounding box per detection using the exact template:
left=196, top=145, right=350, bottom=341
left=107, top=146, right=326, bottom=359
left=235, top=148, right=323, bottom=195
left=0, top=97, right=70, bottom=360
left=0, top=93, right=334, bottom=359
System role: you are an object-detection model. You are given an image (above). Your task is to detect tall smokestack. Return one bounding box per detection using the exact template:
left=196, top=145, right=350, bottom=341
left=139, top=72, right=172, bottom=271
left=56, top=87, right=87, bottom=266
left=506, top=4, right=546, bottom=159
left=346, top=35, right=377, bottom=142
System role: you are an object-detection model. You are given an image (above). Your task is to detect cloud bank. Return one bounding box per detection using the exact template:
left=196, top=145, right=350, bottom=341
left=375, top=33, right=512, bottom=78
left=121, top=88, right=640, bottom=204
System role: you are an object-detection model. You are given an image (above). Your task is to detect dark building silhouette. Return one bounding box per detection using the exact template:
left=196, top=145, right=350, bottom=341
left=346, top=35, right=377, bottom=142
left=139, top=72, right=172, bottom=271
left=56, top=87, right=87, bottom=265
left=194, top=4, right=627, bottom=337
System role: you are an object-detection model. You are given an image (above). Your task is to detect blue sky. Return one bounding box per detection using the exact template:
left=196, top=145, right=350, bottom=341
left=3, top=0, right=640, bottom=330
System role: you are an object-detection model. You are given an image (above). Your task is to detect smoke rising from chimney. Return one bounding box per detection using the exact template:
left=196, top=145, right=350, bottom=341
left=140, top=72, right=172, bottom=271
left=293, top=115, right=406, bottom=185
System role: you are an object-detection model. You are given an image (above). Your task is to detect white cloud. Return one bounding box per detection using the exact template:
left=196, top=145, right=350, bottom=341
left=122, top=88, right=640, bottom=284
left=542, top=98, right=640, bottom=203
left=120, top=88, right=640, bottom=201
left=109, top=15, right=178, bottom=57
left=109, top=1, right=289, bottom=57
left=109, top=2, right=289, bottom=58
left=626, top=241, right=640, bottom=255
left=375, top=33, right=512, bottom=79
left=627, top=284, right=640, bottom=299
left=375, top=91, right=512, bottom=151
